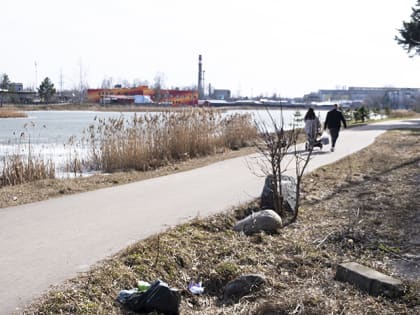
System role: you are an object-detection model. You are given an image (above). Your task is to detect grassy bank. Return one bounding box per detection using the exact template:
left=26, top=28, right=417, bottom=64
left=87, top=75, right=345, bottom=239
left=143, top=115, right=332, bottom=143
left=24, top=129, right=420, bottom=314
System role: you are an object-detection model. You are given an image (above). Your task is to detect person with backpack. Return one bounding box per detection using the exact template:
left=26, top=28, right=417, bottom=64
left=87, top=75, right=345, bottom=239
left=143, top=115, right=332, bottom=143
left=324, top=104, right=347, bottom=152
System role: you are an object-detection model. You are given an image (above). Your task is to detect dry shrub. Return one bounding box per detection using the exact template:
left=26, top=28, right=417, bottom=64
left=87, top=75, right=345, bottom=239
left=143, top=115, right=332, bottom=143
left=1, top=154, right=55, bottom=187
left=84, top=108, right=258, bottom=172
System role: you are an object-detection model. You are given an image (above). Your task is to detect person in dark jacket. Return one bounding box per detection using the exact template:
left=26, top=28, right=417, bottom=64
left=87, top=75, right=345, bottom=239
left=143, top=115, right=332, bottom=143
left=324, top=104, right=347, bottom=152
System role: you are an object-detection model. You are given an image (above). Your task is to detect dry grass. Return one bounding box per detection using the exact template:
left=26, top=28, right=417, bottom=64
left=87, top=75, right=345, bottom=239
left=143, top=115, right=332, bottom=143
left=387, top=109, right=419, bottom=119
left=0, top=129, right=56, bottom=188
left=0, top=107, right=27, bottom=118
left=0, top=154, right=55, bottom=187
left=24, top=129, right=420, bottom=315
left=82, top=108, right=257, bottom=173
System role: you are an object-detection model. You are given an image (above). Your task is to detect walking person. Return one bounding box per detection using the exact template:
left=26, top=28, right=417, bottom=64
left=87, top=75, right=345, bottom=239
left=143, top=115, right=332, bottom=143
left=324, top=104, right=347, bottom=152
left=304, top=108, right=321, bottom=150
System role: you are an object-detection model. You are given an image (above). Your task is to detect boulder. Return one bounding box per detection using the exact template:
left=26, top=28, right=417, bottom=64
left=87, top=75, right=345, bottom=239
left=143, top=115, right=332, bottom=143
left=233, top=209, right=282, bottom=235
left=261, top=175, right=296, bottom=212
left=223, top=274, right=266, bottom=303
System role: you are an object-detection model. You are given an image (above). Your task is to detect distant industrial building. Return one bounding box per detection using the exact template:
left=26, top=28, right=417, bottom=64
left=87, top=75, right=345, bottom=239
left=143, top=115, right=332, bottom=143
left=0, top=82, right=36, bottom=105
left=9, top=83, right=23, bottom=92
left=304, top=86, right=420, bottom=109
left=212, top=89, right=231, bottom=100
left=198, top=55, right=204, bottom=99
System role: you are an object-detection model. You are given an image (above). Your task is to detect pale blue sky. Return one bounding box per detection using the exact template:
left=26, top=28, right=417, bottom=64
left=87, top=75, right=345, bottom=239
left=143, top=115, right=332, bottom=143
left=1, top=0, right=418, bottom=97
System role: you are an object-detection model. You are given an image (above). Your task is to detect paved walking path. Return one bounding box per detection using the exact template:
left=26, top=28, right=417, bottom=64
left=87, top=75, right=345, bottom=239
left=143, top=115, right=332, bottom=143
left=0, top=118, right=419, bottom=314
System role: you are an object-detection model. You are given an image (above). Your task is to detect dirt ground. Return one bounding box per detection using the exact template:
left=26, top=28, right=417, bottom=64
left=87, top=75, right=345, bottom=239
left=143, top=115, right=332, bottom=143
left=14, top=129, right=420, bottom=314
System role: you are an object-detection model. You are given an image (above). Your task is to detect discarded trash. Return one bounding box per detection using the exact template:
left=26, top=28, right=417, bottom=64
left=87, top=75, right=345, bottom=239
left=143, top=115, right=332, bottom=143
left=117, top=280, right=150, bottom=303
left=117, top=288, right=138, bottom=304
left=124, top=280, right=181, bottom=315
left=137, top=280, right=150, bottom=292
left=188, top=281, right=204, bottom=295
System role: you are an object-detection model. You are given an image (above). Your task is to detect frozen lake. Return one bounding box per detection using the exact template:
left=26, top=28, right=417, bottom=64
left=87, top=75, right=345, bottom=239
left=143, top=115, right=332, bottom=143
left=0, top=108, right=328, bottom=175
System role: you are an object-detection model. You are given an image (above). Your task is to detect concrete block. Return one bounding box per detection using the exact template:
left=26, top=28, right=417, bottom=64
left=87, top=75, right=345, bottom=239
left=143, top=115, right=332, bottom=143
left=335, top=262, right=404, bottom=298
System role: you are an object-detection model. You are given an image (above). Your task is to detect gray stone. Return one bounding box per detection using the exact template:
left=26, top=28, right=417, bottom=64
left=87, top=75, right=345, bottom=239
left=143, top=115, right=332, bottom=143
left=223, top=274, right=266, bottom=302
left=335, top=262, right=404, bottom=298
left=233, top=209, right=282, bottom=235
left=260, top=175, right=296, bottom=212
left=261, top=175, right=275, bottom=209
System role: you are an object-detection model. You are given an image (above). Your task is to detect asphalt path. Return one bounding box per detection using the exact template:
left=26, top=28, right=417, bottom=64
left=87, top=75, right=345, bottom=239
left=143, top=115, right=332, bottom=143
left=1, top=118, right=419, bottom=314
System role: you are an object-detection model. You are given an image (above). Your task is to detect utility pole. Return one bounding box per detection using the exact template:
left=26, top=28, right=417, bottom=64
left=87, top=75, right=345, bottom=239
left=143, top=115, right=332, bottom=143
left=79, top=60, right=84, bottom=104
left=34, top=61, right=38, bottom=93
left=59, top=68, right=64, bottom=97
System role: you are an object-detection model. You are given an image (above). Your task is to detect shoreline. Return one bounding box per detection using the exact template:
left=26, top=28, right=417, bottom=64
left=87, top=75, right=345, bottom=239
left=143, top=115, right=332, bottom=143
left=9, top=102, right=321, bottom=112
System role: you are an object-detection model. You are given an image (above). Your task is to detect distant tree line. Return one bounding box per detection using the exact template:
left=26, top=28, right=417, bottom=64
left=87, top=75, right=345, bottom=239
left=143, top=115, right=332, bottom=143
left=0, top=72, right=57, bottom=104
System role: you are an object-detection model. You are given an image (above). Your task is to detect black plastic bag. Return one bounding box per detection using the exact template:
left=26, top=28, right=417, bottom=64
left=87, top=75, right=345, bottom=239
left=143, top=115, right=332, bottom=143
left=125, top=280, right=181, bottom=315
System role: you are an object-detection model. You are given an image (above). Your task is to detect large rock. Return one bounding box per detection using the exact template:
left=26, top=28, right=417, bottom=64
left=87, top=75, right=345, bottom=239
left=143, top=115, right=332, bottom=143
left=335, top=262, right=404, bottom=298
left=233, top=209, right=282, bottom=235
left=261, top=175, right=296, bottom=212
left=223, top=274, right=266, bottom=303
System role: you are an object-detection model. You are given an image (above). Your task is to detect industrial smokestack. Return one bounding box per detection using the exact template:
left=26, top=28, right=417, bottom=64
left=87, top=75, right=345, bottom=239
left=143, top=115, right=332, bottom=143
left=198, top=55, right=203, bottom=99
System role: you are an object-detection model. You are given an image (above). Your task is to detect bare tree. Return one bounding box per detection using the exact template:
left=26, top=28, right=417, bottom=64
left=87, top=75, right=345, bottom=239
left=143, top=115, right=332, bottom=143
left=153, top=72, right=165, bottom=103
left=363, top=93, right=388, bottom=109
left=288, top=135, right=313, bottom=225
left=413, top=94, right=420, bottom=112
left=101, top=76, right=114, bottom=89
left=254, top=107, right=313, bottom=226
left=78, top=60, right=88, bottom=104
left=132, top=78, right=149, bottom=87
left=121, top=79, right=131, bottom=88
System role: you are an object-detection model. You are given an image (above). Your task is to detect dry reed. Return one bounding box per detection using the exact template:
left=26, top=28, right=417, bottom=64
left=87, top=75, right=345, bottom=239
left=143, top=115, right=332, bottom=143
left=0, top=154, right=55, bottom=187
left=0, top=108, right=27, bottom=118
left=0, top=128, right=55, bottom=187
left=83, top=108, right=258, bottom=173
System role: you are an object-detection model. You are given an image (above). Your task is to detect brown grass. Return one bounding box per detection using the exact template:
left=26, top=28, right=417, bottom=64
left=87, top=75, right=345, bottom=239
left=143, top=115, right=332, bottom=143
left=387, top=109, right=419, bottom=119
left=24, top=129, right=420, bottom=315
left=0, top=107, right=27, bottom=118
left=83, top=108, right=257, bottom=173
left=0, top=154, right=55, bottom=187
left=0, top=129, right=56, bottom=188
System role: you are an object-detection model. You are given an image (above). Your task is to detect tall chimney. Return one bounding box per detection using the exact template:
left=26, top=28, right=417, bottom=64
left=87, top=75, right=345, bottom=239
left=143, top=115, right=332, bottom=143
left=198, top=55, right=203, bottom=99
